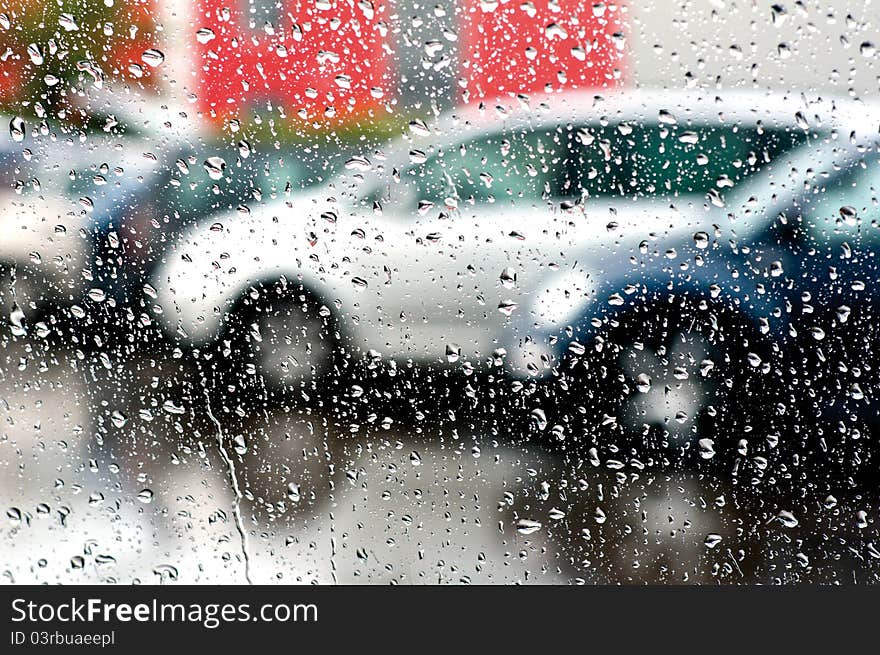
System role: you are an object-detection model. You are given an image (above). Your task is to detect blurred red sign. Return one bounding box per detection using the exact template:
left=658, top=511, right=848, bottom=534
left=193, top=0, right=391, bottom=123
left=460, top=0, right=625, bottom=102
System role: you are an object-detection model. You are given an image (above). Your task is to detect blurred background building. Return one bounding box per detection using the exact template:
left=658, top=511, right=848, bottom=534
left=5, top=1, right=875, bottom=125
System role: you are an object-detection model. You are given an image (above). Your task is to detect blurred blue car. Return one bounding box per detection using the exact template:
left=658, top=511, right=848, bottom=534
left=506, top=105, right=880, bottom=471
left=1, top=110, right=310, bottom=329
left=84, top=140, right=312, bottom=308
left=0, top=125, right=161, bottom=319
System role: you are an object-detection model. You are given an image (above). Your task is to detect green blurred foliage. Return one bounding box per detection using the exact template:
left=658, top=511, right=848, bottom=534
left=0, top=0, right=159, bottom=122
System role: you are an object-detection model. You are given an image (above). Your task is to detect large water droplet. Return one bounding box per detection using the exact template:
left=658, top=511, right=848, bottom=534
left=777, top=510, right=799, bottom=528
left=516, top=518, right=542, bottom=534
left=196, top=27, right=216, bottom=44
left=141, top=48, right=165, bottom=67
left=27, top=43, right=43, bottom=65
left=9, top=116, right=24, bottom=142
left=58, top=13, right=79, bottom=31
left=203, top=156, right=226, bottom=180
left=704, top=533, right=722, bottom=549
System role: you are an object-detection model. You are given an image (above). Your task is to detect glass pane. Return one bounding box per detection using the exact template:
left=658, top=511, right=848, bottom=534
left=2, top=0, right=879, bottom=595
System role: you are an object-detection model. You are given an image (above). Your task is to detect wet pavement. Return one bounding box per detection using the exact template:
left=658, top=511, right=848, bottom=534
left=2, top=327, right=879, bottom=585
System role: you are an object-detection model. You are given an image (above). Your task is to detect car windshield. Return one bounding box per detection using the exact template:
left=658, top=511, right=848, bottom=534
left=802, top=161, right=880, bottom=244
left=67, top=160, right=150, bottom=230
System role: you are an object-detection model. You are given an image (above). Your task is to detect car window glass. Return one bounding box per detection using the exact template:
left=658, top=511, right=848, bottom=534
left=162, top=153, right=305, bottom=223
left=396, top=122, right=807, bottom=213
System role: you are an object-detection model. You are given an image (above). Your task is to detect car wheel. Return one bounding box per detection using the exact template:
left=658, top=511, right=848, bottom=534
left=223, top=284, right=337, bottom=392
left=614, top=316, right=719, bottom=439
left=551, top=296, right=778, bottom=470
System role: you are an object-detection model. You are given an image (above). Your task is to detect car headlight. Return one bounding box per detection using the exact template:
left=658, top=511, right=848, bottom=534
left=531, top=268, right=594, bottom=327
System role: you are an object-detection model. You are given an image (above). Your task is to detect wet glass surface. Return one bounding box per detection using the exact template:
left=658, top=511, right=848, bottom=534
left=2, top=1, right=880, bottom=585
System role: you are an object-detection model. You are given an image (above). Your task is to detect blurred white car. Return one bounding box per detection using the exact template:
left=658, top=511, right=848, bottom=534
left=148, top=90, right=867, bottom=386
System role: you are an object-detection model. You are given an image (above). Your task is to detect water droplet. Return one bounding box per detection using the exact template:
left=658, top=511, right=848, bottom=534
left=163, top=400, right=186, bottom=414
left=110, top=410, right=127, bottom=428
left=530, top=408, right=547, bottom=431
left=344, top=156, right=371, bottom=171
left=839, top=205, right=858, bottom=226
left=698, top=438, right=716, bottom=460
left=777, top=510, right=799, bottom=528
left=545, top=22, right=568, bottom=39
left=203, top=157, right=226, bottom=180
left=58, top=13, right=79, bottom=31
left=27, top=43, right=43, bottom=65
left=9, top=116, right=25, bottom=142
left=196, top=27, right=216, bottom=44
left=658, top=109, right=677, bottom=125
left=516, top=518, right=542, bottom=534
left=408, top=119, right=430, bottom=136
left=850, top=383, right=864, bottom=401
left=153, top=564, right=179, bottom=582
left=704, top=533, right=722, bottom=549
left=9, top=302, right=27, bottom=336
left=499, top=267, right=516, bottom=289
left=141, top=48, right=165, bottom=67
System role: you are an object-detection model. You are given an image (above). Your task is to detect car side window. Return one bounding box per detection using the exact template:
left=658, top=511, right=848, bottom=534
left=584, top=121, right=805, bottom=201
left=164, top=153, right=305, bottom=224
left=398, top=122, right=806, bottom=214
left=403, top=130, right=563, bottom=210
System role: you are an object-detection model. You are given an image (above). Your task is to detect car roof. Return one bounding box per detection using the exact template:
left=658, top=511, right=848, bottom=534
left=438, top=88, right=878, bottom=133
